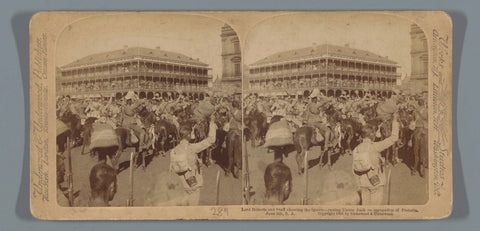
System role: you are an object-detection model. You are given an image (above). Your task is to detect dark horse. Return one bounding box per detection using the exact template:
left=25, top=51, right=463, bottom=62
left=367, top=118, right=400, bottom=167
left=339, top=118, right=363, bottom=155
left=210, top=104, right=242, bottom=178
left=192, top=119, right=214, bottom=167
left=225, top=128, right=242, bottom=178
left=153, top=119, right=179, bottom=156
left=244, top=108, right=268, bottom=148
left=191, top=106, right=231, bottom=168
left=58, top=111, right=83, bottom=147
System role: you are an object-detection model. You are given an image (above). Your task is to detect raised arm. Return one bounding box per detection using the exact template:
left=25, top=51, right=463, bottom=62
left=373, top=114, right=399, bottom=152
left=189, top=117, right=217, bottom=153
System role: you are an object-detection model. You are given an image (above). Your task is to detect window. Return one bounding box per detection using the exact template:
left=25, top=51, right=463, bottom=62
left=234, top=41, right=240, bottom=53
left=235, top=63, right=241, bottom=75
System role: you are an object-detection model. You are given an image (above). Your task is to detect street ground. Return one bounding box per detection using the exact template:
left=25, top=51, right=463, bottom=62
left=58, top=145, right=242, bottom=207
left=246, top=142, right=428, bottom=205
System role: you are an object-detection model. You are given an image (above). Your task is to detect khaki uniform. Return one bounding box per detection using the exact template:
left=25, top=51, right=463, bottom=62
left=353, top=120, right=399, bottom=205
left=122, top=101, right=147, bottom=149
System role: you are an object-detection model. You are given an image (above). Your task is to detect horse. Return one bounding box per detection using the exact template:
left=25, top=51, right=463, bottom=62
left=339, top=118, right=363, bottom=155
left=192, top=119, right=214, bottom=167
left=293, top=126, right=329, bottom=174
left=293, top=114, right=342, bottom=174
left=397, top=107, right=415, bottom=153
left=411, top=127, right=427, bottom=177
left=366, top=117, right=400, bottom=167
left=225, top=128, right=242, bottom=178
left=191, top=104, right=231, bottom=168
left=56, top=126, right=72, bottom=155
left=81, top=122, right=122, bottom=169
left=81, top=111, right=152, bottom=170
left=244, top=108, right=268, bottom=148
left=153, top=119, right=179, bottom=157
left=399, top=106, right=428, bottom=177
left=80, top=117, right=100, bottom=154
left=58, top=110, right=83, bottom=147
left=118, top=107, right=162, bottom=169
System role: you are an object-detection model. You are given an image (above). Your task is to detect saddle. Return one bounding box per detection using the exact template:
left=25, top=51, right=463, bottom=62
left=306, top=124, right=341, bottom=148
left=310, top=127, right=324, bottom=144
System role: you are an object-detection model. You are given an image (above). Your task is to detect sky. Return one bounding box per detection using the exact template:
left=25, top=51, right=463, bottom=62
left=56, top=12, right=420, bottom=84
left=244, top=12, right=416, bottom=80
left=56, top=13, right=224, bottom=81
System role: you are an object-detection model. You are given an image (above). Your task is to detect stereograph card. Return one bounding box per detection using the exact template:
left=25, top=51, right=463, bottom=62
left=29, top=11, right=452, bottom=220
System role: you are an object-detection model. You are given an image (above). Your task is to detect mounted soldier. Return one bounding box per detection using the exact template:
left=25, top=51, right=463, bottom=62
left=304, top=89, right=337, bottom=149
left=121, top=91, right=148, bottom=152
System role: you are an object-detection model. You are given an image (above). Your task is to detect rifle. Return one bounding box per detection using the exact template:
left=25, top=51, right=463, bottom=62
left=301, top=151, right=309, bottom=205
left=386, top=161, right=393, bottom=205
left=242, top=134, right=252, bottom=204
left=215, top=170, right=221, bottom=205
left=66, top=137, right=74, bottom=206
left=126, top=151, right=135, bottom=206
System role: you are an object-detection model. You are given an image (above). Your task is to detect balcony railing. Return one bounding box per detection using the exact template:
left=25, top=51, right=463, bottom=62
left=248, top=67, right=399, bottom=78
left=61, top=70, right=210, bottom=79
left=248, top=80, right=396, bottom=92
left=60, top=82, right=210, bottom=94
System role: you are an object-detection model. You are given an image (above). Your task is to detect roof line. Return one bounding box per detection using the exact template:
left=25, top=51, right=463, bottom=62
left=60, top=46, right=209, bottom=69
left=250, top=43, right=398, bottom=67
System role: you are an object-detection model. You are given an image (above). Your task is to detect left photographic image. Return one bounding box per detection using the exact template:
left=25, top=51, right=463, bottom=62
left=55, top=13, right=243, bottom=207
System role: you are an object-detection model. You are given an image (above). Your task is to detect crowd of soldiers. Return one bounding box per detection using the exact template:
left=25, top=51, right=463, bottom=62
left=244, top=90, right=426, bottom=130
left=56, top=90, right=242, bottom=207
left=244, top=88, right=428, bottom=205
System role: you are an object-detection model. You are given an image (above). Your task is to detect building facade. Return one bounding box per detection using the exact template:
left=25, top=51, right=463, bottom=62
left=409, top=24, right=428, bottom=92
left=56, top=46, right=212, bottom=100
left=217, top=24, right=241, bottom=91
left=246, top=44, right=400, bottom=98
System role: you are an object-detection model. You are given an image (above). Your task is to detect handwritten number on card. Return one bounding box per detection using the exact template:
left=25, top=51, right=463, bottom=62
left=211, top=207, right=228, bottom=217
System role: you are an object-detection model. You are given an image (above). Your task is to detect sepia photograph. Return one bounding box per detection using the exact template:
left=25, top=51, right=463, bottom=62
left=29, top=11, right=452, bottom=220
left=54, top=13, right=243, bottom=207
left=243, top=12, right=429, bottom=206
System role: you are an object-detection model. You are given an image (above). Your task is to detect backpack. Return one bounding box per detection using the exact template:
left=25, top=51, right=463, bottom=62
left=169, top=145, right=192, bottom=174
left=169, top=144, right=204, bottom=191
left=352, top=145, right=372, bottom=173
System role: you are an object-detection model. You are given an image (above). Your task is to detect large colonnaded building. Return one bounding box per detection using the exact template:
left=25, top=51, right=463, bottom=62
left=56, top=46, right=212, bottom=100
left=245, top=43, right=401, bottom=98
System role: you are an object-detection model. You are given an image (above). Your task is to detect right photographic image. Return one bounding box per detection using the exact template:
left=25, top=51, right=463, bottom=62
left=242, top=12, right=428, bottom=206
